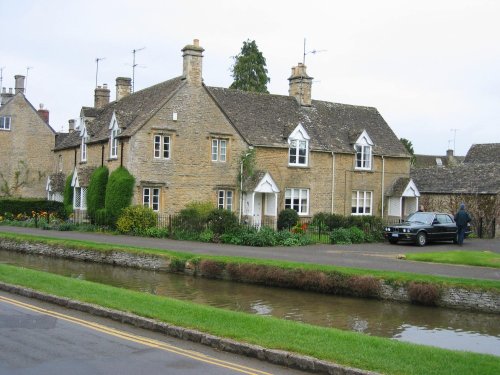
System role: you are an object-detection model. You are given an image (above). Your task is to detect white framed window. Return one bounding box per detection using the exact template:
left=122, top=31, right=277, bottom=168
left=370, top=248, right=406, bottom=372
left=218, top=190, right=233, bottom=211
left=288, top=123, right=310, bottom=166
left=81, top=137, right=87, bottom=162
left=285, top=188, right=309, bottom=215
left=354, top=130, right=373, bottom=170
left=351, top=190, right=372, bottom=215
left=154, top=135, right=170, bottom=159
left=73, top=187, right=88, bottom=209
left=143, top=187, right=160, bottom=211
left=211, top=139, right=227, bottom=162
left=109, top=122, right=119, bottom=159
left=0, top=116, right=11, bottom=130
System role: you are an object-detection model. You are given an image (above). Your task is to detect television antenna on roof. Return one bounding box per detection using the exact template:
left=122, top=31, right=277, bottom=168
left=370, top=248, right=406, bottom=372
left=25, top=66, right=33, bottom=94
left=132, top=47, right=146, bottom=93
left=95, top=57, right=106, bottom=88
left=450, top=128, right=459, bottom=152
left=0, top=66, right=5, bottom=90
left=302, top=38, right=326, bottom=65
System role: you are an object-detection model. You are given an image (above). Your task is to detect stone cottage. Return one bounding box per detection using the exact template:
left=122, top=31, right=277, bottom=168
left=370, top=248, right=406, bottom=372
left=0, top=75, right=57, bottom=198
left=411, top=143, right=500, bottom=237
left=53, top=39, right=412, bottom=225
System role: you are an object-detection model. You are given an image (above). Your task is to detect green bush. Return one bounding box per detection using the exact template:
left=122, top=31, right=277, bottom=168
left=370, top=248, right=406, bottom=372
left=116, top=205, right=157, bottom=234
left=0, top=198, right=66, bottom=220
left=141, top=226, right=169, bottom=238
left=348, top=226, right=365, bottom=243
left=330, top=228, right=352, bottom=244
left=105, top=167, right=135, bottom=225
left=243, top=226, right=277, bottom=247
left=277, top=209, right=299, bottom=230
left=87, top=167, right=108, bottom=222
left=312, top=213, right=347, bottom=231
left=199, top=229, right=214, bottom=242
left=207, top=209, right=239, bottom=235
left=63, top=173, right=73, bottom=216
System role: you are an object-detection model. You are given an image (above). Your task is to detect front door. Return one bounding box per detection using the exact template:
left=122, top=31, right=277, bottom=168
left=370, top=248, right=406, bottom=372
left=253, top=193, right=263, bottom=228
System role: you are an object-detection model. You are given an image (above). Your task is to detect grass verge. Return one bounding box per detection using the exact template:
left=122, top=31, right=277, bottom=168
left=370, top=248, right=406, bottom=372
left=406, top=250, right=500, bottom=268
left=1, top=231, right=500, bottom=291
left=0, top=263, right=498, bottom=375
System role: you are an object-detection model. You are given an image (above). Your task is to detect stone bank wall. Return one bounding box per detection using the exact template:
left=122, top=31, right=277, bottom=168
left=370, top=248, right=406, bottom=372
left=1, top=238, right=499, bottom=314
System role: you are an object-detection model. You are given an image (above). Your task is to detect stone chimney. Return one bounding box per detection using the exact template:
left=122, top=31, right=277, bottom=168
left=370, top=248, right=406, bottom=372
left=288, top=63, right=313, bottom=106
left=68, top=119, right=75, bottom=133
left=94, top=84, right=110, bottom=109
left=37, top=103, right=49, bottom=123
left=446, top=149, right=454, bottom=158
left=1, top=87, right=14, bottom=106
left=14, top=75, right=26, bottom=94
left=182, top=39, right=204, bottom=86
left=116, top=77, right=132, bottom=101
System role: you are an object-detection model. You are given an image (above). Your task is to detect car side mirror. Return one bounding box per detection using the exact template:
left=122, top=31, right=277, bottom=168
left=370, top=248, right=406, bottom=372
left=432, top=219, right=438, bottom=225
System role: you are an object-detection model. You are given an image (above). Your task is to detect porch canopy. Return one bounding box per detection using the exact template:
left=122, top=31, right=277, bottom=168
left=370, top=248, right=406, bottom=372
left=241, top=171, right=280, bottom=227
left=386, top=177, right=420, bottom=219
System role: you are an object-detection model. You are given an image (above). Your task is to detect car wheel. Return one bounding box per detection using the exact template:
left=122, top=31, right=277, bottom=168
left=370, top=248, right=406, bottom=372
left=416, top=232, right=427, bottom=247
left=388, top=238, right=398, bottom=244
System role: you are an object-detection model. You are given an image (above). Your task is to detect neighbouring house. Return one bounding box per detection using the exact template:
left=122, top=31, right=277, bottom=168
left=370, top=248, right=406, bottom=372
left=0, top=75, right=58, bottom=199
left=52, top=39, right=412, bottom=225
left=413, top=148, right=464, bottom=169
left=411, top=143, right=500, bottom=237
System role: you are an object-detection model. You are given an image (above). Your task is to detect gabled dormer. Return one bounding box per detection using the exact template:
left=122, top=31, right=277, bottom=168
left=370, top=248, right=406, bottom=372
left=109, top=111, right=120, bottom=159
left=353, top=130, right=373, bottom=171
left=288, top=123, right=310, bottom=167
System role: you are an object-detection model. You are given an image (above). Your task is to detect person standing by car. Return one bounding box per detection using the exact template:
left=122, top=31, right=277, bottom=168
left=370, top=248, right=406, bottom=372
left=454, top=203, right=471, bottom=246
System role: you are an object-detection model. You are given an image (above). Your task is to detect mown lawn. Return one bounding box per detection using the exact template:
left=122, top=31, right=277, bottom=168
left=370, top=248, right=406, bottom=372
left=0, top=264, right=499, bottom=375
left=405, top=250, right=500, bottom=268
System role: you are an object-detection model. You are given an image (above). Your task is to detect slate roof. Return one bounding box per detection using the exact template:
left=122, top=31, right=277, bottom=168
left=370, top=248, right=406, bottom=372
left=48, top=172, right=66, bottom=193
left=463, top=143, right=500, bottom=164
left=411, top=163, right=500, bottom=194
left=54, top=77, right=185, bottom=150
left=207, top=87, right=408, bottom=156
left=386, top=177, right=411, bottom=197
left=54, top=76, right=408, bottom=157
left=413, top=154, right=464, bottom=168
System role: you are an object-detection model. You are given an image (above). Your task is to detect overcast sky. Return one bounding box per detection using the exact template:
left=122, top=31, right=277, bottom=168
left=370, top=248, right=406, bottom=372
left=2, top=0, right=499, bottom=156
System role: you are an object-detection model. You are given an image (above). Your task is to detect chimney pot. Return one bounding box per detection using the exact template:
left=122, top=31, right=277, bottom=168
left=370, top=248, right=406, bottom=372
left=288, top=63, right=313, bottom=106
left=182, top=39, right=204, bottom=86
left=68, top=119, right=75, bottom=133
left=94, top=84, right=110, bottom=109
left=14, top=75, right=25, bottom=94
left=116, top=77, right=132, bottom=101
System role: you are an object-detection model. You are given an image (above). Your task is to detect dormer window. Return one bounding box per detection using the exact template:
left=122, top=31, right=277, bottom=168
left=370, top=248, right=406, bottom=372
left=288, top=123, right=310, bottom=167
left=354, top=130, right=373, bottom=170
left=109, top=113, right=119, bottom=159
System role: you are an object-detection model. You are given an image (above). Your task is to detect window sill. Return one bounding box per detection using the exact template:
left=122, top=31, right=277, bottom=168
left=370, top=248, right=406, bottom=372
left=288, top=164, right=310, bottom=169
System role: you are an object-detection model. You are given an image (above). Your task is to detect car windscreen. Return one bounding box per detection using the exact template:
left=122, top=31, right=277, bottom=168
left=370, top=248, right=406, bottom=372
left=406, top=212, right=434, bottom=224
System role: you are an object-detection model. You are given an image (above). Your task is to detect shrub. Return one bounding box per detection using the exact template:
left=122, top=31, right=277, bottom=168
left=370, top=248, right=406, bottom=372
left=0, top=198, right=66, bottom=220
left=63, top=173, right=73, bottom=216
left=199, top=229, right=214, bottom=242
left=312, top=213, right=348, bottom=231
left=330, top=228, right=352, bottom=244
left=116, top=205, right=157, bottom=234
left=243, top=226, right=277, bottom=247
left=105, top=167, right=135, bottom=225
left=142, top=227, right=169, bottom=238
left=199, top=259, right=225, bottom=278
left=169, top=257, right=186, bottom=272
left=87, top=167, right=108, bottom=222
left=207, top=209, right=239, bottom=235
left=408, top=282, right=440, bottom=306
left=277, top=209, right=299, bottom=230
left=348, top=226, right=365, bottom=243
left=348, top=276, right=381, bottom=297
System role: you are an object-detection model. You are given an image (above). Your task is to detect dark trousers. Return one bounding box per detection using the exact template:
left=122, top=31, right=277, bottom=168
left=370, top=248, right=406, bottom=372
left=457, top=225, right=466, bottom=245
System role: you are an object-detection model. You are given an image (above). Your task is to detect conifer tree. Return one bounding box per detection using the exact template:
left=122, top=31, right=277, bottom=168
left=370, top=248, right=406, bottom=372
left=230, top=40, right=270, bottom=93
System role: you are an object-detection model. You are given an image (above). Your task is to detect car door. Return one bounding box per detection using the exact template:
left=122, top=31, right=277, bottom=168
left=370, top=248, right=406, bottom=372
left=441, top=214, right=457, bottom=240
left=434, top=214, right=453, bottom=240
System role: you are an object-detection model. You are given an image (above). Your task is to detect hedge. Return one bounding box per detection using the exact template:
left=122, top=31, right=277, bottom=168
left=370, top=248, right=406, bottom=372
left=0, top=198, right=67, bottom=219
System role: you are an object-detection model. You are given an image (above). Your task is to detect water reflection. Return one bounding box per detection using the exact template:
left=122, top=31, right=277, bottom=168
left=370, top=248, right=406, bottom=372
left=1, top=249, right=499, bottom=355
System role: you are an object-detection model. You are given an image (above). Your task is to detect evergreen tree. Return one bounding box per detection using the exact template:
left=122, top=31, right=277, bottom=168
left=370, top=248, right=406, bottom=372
left=400, top=138, right=416, bottom=166
left=230, top=40, right=270, bottom=93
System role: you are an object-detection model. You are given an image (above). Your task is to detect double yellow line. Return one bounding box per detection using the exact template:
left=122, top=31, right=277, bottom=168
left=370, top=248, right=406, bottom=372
left=0, top=295, right=273, bottom=375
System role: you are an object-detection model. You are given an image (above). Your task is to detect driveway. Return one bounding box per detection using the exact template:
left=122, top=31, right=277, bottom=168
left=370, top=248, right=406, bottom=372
left=1, top=226, right=499, bottom=281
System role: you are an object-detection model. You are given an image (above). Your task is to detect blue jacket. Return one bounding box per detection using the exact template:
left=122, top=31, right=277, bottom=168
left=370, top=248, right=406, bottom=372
left=455, top=209, right=471, bottom=227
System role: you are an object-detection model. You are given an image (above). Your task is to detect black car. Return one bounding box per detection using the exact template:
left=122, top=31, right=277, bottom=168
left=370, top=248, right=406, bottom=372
left=384, top=212, right=458, bottom=246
